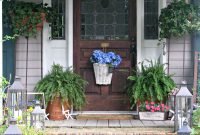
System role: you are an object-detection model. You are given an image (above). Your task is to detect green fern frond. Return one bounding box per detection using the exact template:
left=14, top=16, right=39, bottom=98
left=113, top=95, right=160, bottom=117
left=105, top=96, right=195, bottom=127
left=127, top=59, right=176, bottom=107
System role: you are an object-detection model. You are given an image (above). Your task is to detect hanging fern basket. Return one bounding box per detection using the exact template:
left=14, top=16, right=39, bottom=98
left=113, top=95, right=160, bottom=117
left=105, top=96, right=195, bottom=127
left=159, top=0, right=200, bottom=40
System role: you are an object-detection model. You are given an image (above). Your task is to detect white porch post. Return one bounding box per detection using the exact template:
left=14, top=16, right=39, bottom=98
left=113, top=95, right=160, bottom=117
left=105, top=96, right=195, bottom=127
left=67, top=0, right=73, bottom=68
left=0, top=0, right=3, bottom=124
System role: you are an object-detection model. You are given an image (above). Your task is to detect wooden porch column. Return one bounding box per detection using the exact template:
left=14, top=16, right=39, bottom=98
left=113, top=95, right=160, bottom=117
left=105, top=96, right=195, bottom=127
left=0, top=0, right=3, bottom=124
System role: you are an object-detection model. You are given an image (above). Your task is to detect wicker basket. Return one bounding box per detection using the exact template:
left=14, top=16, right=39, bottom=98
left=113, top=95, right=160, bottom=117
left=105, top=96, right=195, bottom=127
left=93, top=63, right=113, bottom=85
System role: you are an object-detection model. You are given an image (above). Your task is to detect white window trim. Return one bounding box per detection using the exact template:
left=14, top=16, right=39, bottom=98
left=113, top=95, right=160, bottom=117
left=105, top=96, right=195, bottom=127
left=143, top=0, right=166, bottom=48
left=137, top=0, right=167, bottom=66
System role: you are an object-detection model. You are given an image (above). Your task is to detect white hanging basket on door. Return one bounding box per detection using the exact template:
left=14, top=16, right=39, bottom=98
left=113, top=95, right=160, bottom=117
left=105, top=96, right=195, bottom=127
left=93, top=63, right=113, bottom=85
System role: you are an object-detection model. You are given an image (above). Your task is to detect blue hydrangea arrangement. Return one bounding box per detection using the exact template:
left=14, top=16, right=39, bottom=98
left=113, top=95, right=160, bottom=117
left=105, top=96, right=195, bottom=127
left=90, top=50, right=122, bottom=68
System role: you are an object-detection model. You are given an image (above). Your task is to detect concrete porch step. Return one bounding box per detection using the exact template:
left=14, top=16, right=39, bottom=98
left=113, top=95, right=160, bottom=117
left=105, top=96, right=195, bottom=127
left=76, top=114, right=134, bottom=120
left=45, top=119, right=174, bottom=128
left=45, top=127, right=175, bottom=135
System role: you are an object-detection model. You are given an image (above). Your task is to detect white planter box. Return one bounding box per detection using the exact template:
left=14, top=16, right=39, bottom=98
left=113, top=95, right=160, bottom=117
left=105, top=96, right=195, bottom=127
left=139, top=112, right=167, bottom=121
left=93, top=63, right=113, bottom=85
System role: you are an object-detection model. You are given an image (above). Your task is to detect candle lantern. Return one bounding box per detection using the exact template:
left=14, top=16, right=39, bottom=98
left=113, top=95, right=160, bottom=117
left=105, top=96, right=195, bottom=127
left=177, top=120, right=191, bottom=135
left=7, top=76, right=27, bottom=124
left=175, top=81, right=193, bottom=131
left=168, top=88, right=179, bottom=119
left=4, top=117, right=22, bottom=135
left=30, top=100, right=45, bottom=129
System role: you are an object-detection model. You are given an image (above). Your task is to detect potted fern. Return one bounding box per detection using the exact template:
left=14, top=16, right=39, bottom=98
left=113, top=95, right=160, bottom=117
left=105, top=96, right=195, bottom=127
left=35, top=64, right=88, bottom=120
left=127, top=60, right=176, bottom=120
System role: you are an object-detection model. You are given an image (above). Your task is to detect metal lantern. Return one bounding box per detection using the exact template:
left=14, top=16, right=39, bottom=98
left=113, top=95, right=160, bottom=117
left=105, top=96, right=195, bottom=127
left=30, top=100, right=45, bottom=129
left=7, top=77, right=27, bottom=124
left=168, top=88, right=180, bottom=119
left=177, top=120, right=191, bottom=135
left=4, top=117, right=22, bottom=135
left=175, top=81, right=193, bottom=131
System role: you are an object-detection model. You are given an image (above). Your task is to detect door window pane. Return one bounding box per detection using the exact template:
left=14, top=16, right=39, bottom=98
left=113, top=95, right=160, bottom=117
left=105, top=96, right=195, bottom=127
left=81, top=0, right=129, bottom=40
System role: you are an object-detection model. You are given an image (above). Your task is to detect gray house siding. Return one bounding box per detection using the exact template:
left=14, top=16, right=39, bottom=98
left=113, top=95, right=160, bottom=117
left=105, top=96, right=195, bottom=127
left=166, top=0, right=194, bottom=89
left=15, top=33, right=42, bottom=92
left=167, top=36, right=193, bottom=89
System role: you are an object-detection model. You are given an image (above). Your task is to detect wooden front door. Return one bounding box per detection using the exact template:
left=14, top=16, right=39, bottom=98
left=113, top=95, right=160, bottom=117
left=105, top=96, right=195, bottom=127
left=74, top=0, right=136, bottom=111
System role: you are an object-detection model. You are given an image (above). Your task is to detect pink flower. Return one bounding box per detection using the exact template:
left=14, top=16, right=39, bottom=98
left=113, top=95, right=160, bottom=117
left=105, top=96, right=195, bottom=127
left=150, top=102, right=155, bottom=105
left=156, top=107, right=160, bottom=111
left=161, top=103, right=165, bottom=107
left=165, top=106, right=169, bottom=111
left=146, top=105, right=150, bottom=110
left=151, top=109, right=155, bottom=112
left=161, top=108, right=165, bottom=112
left=145, top=101, right=149, bottom=105
left=151, top=106, right=155, bottom=110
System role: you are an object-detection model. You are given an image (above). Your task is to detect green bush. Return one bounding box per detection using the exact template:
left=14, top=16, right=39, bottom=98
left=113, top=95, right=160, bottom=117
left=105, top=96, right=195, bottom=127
left=192, top=108, right=200, bottom=134
left=0, top=125, right=7, bottom=134
left=0, top=125, right=45, bottom=135
left=20, top=126, right=45, bottom=135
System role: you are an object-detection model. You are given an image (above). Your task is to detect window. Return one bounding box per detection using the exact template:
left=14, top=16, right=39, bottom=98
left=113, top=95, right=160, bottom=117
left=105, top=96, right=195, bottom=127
left=81, top=0, right=129, bottom=40
left=144, top=0, right=158, bottom=39
left=51, top=0, right=65, bottom=39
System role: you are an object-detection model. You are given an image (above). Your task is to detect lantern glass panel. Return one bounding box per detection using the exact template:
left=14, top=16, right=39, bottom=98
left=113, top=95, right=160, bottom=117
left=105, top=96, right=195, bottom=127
left=175, top=96, right=193, bottom=131
left=7, top=77, right=27, bottom=124
left=31, top=101, right=45, bottom=129
left=31, top=114, right=44, bottom=129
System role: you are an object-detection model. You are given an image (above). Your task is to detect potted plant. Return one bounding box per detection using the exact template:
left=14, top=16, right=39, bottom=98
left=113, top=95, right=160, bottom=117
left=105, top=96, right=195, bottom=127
left=139, top=101, right=169, bottom=120
left=159, top=0, right=200, bottom=40
left=90, top=50, right=122, bottom=85
left=127, top=59, right=176, bottom=109
left=3, top=0, right=57, bottom=37
left=35, top=64, right=88, bottom=120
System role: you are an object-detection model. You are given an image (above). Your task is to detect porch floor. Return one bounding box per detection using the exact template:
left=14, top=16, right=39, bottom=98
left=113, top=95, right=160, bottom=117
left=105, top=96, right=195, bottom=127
left=45, top=119, right=174, bottom=128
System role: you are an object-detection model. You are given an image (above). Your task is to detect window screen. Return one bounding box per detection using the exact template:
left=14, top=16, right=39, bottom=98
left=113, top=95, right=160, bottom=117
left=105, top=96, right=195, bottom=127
left=144, top=0, right=158, bottom=39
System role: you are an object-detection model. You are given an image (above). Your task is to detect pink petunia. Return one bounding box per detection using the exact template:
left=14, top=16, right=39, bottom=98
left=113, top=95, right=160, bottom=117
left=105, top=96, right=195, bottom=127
left=146, top=105, right=150, bottom=110
left=165, top=106, right=169, bottom=111
left=145, top=101, right=149, bottom=105
left=161, top=108, right=165, bottom=112
left=151, top=109, right=155, bottom=112
left=156, top=107, right=160, bottom=111
left=161, top=103, right=165, bottom=107
left=150, top=102, right=155, bottom=105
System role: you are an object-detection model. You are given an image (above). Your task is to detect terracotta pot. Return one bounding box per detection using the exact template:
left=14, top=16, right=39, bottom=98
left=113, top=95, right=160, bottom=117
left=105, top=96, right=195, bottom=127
left=36, top=13, right=46, bottom=31
left=47, top=97, right=70, bottom=120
